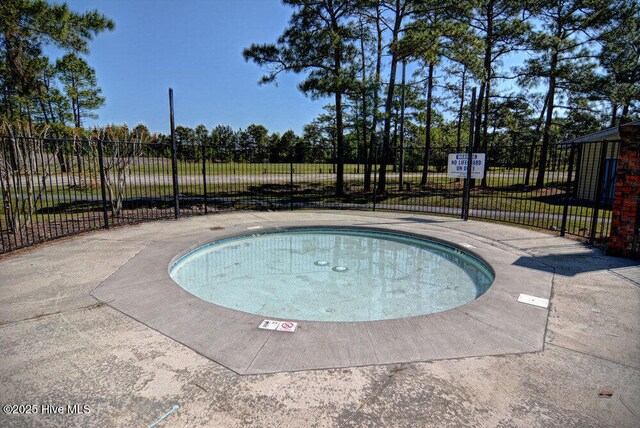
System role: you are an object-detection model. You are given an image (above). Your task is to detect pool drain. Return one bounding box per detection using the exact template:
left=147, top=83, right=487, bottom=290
left=332, top=266, right=348, bottom=272
left=315, top=260, right=329, bottom=266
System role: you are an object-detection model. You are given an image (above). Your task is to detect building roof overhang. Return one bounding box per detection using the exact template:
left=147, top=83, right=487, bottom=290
left=560, top=121, right=640, bottom=147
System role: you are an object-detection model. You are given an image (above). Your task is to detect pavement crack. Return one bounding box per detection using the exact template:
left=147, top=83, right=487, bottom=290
left=338, top=363, right=407, bottom=427
left=619, top=396, right=639, bottom=419
left=0, top=302, right=106, bottom=327
left=193, top=382, right=209, bottom=393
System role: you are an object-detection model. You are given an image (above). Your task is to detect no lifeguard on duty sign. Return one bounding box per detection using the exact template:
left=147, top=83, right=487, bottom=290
left=447, top=153, right=486, bottom=179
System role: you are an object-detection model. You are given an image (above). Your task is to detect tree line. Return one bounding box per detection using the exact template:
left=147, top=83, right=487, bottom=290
left=2, top=0, right=639, bottom=196
left=243, top=0, right=639, bottom=193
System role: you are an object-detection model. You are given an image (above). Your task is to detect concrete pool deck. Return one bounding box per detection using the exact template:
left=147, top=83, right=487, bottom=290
left=0, top=210, right=639, bottom=426
left=92, top=221, right=553, bottom=375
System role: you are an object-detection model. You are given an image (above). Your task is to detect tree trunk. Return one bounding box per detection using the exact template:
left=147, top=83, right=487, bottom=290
left=355, top=100, right=361, bottom=174
left=473, top=83, right=485, bottom=152
left=621, top=103, right=629, bottom=121
left=38, top=97, right=50, bottom=124
left=536, top=51, right=558, bottom=188
left=392, top=106, right=398, bottom=173
left=359, top=21, right=368, bottom=181
left=456, top=67, right=467, bottom=153
left=377, top=0, right=406, bottom=193
left=378, top=53, right=399, bottom=193
left=365, top=4, right=383, bottom=192
left=480, top=75, right=491, bottom=187
left=420, top=62, right=434, bottom=187
left=330, top=7, right=344, bottom=197
left=525, top=90, right=549, bottom=186
left=334, top=94, right=345, bottom=196
left=71, top=75, right=80, bottom=128
left=610, top=103, right=617, bottom=127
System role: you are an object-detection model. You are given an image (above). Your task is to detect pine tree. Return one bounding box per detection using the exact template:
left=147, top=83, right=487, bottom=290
left=243, top=0, right=359, bottom=196
left=520, top=0, right=612, bottom=187
left=55, top=53, right=104, bottom=128
left=0, top=0, right=113, bottom=122
left=595, top=0, right=640, bottom=125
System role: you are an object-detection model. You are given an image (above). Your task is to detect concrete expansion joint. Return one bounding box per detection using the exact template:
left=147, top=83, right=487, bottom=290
left=523, top=254, right=557, bottom=353
left=250, top=212, right=275, bottom=222
left=434, top=223, right=529, bottom=256
left=86, top=237, right=151, bottom=245
left=607, top=269, right=640, bottom=288
left=546, top=342, right=640, bottom=372
left=244, top=330, right=275, bottom=374
left=454, top=308, right=541, bottom=351
left=89, top=241, right=152, bottom=296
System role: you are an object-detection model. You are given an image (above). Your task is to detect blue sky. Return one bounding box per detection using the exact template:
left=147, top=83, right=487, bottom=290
left=49, top=0, right=329, bottom=135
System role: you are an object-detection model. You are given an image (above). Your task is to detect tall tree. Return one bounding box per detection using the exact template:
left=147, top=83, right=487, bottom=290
left=211, top=125, right=237, bottom=162
left=441, top=14, right=483, bottom=154
left=595, top=1, right=640, bottom=125
left=272, top=129, right=300, bottom=162
left=354, top=0, right=386, bottom=191
left=0, top=0, right=113, bottom=123
left=56, top=53, right=104, bottom=128
left=356, top=17, right=372, bottom=187
left=243, top=0, right=359, bottom=196
left=521, top=0, right=611, bottom=187
left=238, top=124, right=270, bottom=162
left=376, top=0, right=415, bottom=192
left=405, top=2, right=457, bottom=187
left=453, top=0, right=527, bottom=186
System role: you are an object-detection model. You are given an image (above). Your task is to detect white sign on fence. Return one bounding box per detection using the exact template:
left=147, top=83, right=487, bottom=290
left=447, top=153, right=486, bottom=179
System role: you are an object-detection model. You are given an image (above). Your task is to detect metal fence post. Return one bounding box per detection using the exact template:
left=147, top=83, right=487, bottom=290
left=372, top=142, right=379, bottom=212
left=398, top=60, right=406, bottom=192
left=169, top=88, right=180, bottom=219
left=589, top=141, right=608, bottom=244
left=290, top=146, right=294, bottom=211
left=0, top=138, right=11, bottom=252
left=560, top=143, right=576, bottom=236
left=202, top=142, right=208, bottom=214
left=96, top=139, right=109, bottom=229
left=462, top=87, right=476, bottom=220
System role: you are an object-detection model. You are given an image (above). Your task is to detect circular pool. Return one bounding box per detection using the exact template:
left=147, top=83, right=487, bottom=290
left=169, top=228, right=494, bottom=322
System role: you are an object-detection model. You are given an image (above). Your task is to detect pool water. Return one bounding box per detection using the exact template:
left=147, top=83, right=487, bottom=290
left=169, top=229, right=494, bottom=322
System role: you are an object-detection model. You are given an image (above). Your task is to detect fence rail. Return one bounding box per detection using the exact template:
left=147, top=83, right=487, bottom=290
left=0, top=135, right=613, bottom=254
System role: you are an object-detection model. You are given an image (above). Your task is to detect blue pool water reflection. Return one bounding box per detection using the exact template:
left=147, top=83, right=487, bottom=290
left=169, top=229, right=494, bottom=322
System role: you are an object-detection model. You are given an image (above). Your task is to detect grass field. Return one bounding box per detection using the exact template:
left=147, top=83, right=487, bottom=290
left=0, top=161, right=610, bottom=252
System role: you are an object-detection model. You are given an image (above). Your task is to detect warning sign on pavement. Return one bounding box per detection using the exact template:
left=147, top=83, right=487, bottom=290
left=276, top=321, right=297, bottom=332
left=258, top=320, right=298, bottom=332
left=258, top=320, right=280, bottom=330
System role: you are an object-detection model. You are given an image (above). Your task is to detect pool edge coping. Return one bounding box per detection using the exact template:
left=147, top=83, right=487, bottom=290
left=91, top=215, right=553, bottom=375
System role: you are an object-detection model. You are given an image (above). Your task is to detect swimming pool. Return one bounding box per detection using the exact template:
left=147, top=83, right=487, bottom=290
left=169, top=228, right=494, bottom=322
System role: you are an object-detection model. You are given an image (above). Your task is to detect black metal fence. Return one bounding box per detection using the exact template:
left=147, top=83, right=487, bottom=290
left=0, top=135, right=614, bottom=254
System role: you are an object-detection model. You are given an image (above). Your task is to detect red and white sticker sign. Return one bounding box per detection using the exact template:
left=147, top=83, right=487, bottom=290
left=258, top=320, right=297, bottom=332
left=276, top=321, right=297, bottom=332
